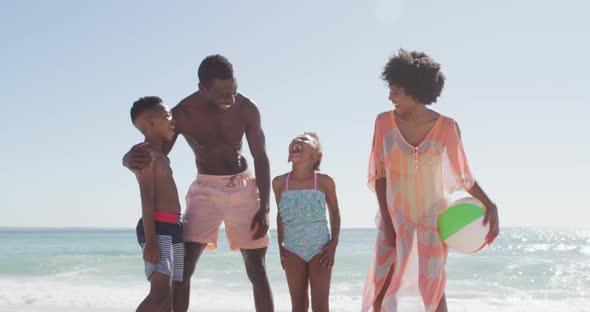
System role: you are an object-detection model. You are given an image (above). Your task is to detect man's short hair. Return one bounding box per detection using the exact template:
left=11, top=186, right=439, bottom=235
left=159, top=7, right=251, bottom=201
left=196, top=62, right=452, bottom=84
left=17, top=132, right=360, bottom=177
left=198, top=54, right=234, bottom=87
left=130, top=96, right=163, bottom=123
left=382, top=49, right=445, bottom=105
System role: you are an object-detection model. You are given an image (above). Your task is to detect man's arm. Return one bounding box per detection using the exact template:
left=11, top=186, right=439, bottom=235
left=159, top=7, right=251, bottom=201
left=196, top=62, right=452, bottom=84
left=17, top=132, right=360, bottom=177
left=123, top=131, right=178, bottom=171
left=123, top=142, right=152, bottom=171
left=244, top=99, right=271, bottom=240
left=272, top=176, right=286, bottom=269
left=122, top=104, right=184, bottom=171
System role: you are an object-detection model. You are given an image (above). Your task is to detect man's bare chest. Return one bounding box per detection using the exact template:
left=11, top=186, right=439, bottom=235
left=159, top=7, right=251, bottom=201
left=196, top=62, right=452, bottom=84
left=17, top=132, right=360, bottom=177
left=177, top=112, right=246, bottom=146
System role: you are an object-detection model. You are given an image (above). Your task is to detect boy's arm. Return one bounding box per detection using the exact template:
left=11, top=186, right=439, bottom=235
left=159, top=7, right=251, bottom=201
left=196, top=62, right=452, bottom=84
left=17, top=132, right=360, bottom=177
left=272, top=176, right=286, bottom=269
left=320, top=175, right=341, bottom=268
left=136, top=158, right=160, bottom=264
left=245, top=100, right=271, bottom=240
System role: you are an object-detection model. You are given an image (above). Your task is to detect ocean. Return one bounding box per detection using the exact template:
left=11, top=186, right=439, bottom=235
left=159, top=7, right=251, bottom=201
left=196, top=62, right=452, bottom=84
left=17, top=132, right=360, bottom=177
left=0, top=227, right=588, bottom=311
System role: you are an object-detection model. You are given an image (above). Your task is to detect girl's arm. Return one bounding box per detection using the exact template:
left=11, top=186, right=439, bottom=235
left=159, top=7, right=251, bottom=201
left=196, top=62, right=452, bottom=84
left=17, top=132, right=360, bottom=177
left=320, top=174, right=341, bottom=268
left=376, top=178, right=396, bottom=246
left=272, top=176, right=286, bottom=269
left=324, top=175, right=341, bottom=244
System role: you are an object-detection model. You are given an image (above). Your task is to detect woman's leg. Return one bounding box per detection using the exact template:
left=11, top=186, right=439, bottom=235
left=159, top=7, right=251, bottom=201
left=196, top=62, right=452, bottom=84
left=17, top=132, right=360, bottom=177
left=373, top=262, right=394, bottom=312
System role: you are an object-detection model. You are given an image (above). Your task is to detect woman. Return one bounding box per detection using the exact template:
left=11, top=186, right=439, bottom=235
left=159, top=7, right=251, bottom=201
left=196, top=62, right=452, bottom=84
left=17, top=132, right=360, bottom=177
left=362, top=49, right=500, bottom=312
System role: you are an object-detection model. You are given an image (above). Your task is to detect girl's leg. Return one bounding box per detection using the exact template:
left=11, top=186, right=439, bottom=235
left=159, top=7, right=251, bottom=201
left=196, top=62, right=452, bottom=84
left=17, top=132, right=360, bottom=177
left=308, top=253, right=332, bottom=312
left=373, top=262, right=394, bottom=312
left=284, top=249, right=309, bottom=312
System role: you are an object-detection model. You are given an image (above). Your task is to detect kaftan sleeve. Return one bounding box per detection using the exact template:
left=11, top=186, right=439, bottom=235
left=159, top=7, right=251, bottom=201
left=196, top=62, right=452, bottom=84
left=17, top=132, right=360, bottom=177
left=368, top=114, right=387, bottom=192
left=443, top=119, right=475, bottom=193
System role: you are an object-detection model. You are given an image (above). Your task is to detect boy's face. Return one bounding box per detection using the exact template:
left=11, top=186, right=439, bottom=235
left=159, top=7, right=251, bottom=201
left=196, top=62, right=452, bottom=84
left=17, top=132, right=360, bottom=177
left=148, top=104, right=176, bottom=141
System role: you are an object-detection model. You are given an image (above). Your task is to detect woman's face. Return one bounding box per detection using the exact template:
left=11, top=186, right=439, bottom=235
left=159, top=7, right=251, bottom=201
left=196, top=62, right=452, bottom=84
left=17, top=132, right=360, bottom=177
left=389, top=84, right=418, bottom=113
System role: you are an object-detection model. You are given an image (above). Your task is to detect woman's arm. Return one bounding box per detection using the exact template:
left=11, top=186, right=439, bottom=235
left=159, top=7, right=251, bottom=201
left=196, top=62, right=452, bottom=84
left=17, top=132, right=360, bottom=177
left=376, top=178, right=396, bottom=246
left=467, top=181, right=499, bottom=243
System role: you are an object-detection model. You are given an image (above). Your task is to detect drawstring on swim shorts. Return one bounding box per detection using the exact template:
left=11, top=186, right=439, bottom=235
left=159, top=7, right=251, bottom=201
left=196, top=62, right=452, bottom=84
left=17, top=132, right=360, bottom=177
left=226, top=174, right=243, bottom=188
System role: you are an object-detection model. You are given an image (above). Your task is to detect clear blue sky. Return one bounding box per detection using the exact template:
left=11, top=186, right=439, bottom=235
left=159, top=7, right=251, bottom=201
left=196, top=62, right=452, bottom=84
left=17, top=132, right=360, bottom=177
left=2, top=1, right=588, bottom=228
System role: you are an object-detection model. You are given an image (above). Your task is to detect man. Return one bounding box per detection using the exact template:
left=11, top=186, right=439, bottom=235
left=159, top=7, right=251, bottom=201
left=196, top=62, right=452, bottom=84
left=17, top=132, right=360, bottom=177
left=124, top=55, right=273, bottom=312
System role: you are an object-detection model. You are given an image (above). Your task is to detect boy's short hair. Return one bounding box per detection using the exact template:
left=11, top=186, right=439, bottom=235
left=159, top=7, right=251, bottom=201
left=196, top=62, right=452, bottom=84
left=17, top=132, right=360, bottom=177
left=382, top=49, right=445, bottom=105
left=198, top=55, right=234, bottom=87
left=130, top=96, right=163, bottom=123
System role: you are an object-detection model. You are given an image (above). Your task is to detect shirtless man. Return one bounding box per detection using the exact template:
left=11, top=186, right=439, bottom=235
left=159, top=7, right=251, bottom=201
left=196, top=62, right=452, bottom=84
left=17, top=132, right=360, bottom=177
left=124, top=55, right=273, bottom=312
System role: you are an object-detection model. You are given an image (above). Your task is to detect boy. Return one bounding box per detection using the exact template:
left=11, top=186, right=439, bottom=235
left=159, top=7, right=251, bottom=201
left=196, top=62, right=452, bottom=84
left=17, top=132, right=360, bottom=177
left=130, top=96, right=184, bottom=311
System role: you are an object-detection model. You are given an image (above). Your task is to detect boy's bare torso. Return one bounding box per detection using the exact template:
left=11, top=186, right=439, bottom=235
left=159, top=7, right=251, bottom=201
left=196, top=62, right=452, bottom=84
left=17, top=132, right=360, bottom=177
left=150, top=151, right=181, bottom=214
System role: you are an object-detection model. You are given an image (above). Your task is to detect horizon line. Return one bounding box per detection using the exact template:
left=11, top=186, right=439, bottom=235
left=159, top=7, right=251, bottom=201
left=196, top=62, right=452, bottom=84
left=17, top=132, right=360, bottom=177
left=1, top=225, right=588, bottom=231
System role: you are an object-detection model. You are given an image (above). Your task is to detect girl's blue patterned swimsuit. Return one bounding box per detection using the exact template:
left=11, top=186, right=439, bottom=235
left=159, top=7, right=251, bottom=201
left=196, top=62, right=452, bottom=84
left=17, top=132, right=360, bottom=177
left=279, top=171, right=330, bottom=262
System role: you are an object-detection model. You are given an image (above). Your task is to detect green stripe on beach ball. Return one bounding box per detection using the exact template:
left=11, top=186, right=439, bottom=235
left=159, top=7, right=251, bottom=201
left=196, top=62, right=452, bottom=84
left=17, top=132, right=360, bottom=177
left=438, top=198, right=485, bottom=241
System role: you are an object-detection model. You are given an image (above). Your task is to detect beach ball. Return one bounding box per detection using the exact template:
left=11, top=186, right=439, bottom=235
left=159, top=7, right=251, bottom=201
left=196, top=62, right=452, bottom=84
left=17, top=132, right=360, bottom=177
left=438, top=197, right=489, bottom=254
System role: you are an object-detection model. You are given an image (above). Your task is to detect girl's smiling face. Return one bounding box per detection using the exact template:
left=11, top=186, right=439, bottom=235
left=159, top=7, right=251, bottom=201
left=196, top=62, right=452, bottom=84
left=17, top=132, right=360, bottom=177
left=288, top=134, right=321, bottom=167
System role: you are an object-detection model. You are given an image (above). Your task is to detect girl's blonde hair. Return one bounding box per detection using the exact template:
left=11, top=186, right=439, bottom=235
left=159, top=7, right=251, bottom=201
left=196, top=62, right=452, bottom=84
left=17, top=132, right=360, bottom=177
left=303, top=132, right=322, bottom=171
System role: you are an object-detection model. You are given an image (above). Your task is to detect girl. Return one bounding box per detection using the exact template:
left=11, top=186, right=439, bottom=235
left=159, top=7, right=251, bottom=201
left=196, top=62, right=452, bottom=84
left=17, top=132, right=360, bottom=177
left=362, top=50, right=500, bottom=312
left=273, top=132, right=341, bottom=312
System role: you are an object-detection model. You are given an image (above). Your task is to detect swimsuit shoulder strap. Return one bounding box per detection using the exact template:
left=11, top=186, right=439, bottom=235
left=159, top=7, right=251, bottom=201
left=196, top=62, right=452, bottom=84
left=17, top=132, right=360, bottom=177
left=285, top=172, right=291, bottom=191
left=314, top=171, right=318, bottom=190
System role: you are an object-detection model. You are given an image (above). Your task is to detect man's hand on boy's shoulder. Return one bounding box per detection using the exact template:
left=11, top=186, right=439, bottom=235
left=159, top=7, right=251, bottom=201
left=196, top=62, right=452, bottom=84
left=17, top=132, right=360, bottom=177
left=143, top=242, right=160, bottom=264
left=123, top=142, right=153, bottom=172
